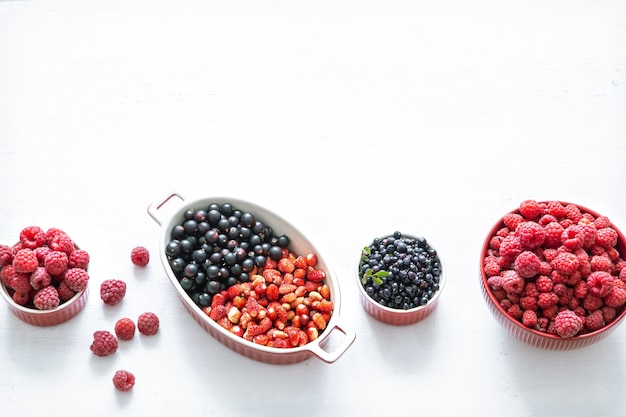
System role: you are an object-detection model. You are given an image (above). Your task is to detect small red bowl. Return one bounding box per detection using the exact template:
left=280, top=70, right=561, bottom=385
left=480, top=201, right=626, bottom=350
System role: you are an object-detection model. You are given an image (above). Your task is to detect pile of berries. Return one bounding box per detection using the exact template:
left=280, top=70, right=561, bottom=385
left=483, top=200, right=626, bottom=338
left=0, top=226, right=89, bottom=310
left=359, top=231, right=442, bottom=310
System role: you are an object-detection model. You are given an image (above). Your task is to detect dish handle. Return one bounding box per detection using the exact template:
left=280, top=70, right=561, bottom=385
left=147, top=193, right=185, bottom=226
left=307, top=320, right=356, bottom=364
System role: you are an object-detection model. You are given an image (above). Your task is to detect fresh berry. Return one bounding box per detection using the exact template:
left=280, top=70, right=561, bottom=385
left=12, top=291, right=30, bottom=305
left=535, top=275, right=554, bottom=293
left=90, top=330, right=118, bottom=356
left=130, top=246, right=150, bottom=267
left=64, top=267, right=89, bottom=292
left=587, top=271, right=614, bottom=298
left=604, top=286, right=626, bottom=308
left=30, top=267, right=52, bottom=290
left=0, top=244, right=14, bottom=266
left=561, top=225, right=584, bottom=251
left=47, top=232, right=74, bottom=255
left=56, top=280, right=76, bottom=301
left=522, top=309, right=538, bottom=328
left=0, top=264, right=17, bottom=287
left=33, top=246, right=52, bottom=265
left=554, top=309, right=583, bottom=338
left=112, top=370, right=135, bottom=392
left=33, top=285, right=60, bottom=310
left=100, top=279, right=127, bottom=305
left=550, top=252, right=579, bottom=276
left=137, top=312, right=159, bottom=335
left=503, top=213, right=524, bottom=230
left=114, top=318, right=136, bottom=340
left=19, top=226, right=46, bottom=249
left=501, top=270, right=524, bottom=294
left=564, top=204, right=583, bottom=223
left=519, top=199, right=541, bottom=220
left=12, top=248, right=39, bottom=274
left=44, top=251, right=69, bottom=276
left=514, top=251, right=541, bottom=278
left=10, top=273, right=32, bottom=294
left=595, top=227, right=618, bottom=249
left=499, top=235, right=522, bottom=260
left=585, top=309, right=605, bottom=331
left=68, top=249, right=90, bottom=269
left=543, top=222, right=564, bottom=248
left=517, top=221, right=545, bottom=250
left=547, top=201, right=567, bottom=218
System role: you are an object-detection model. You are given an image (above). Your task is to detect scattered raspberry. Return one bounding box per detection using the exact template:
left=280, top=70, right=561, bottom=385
left=90, top=330, right=118, bottom=356
left=130, top=246, right=150, bottom=267
left=554, top=309, right=583, bottom=338
left=68, top=249, right=90, bottom=269
left=0, top=244, right=14, bottom=267
left=64, top=267, right=90, bottom=292
left=519, top=199, right=541, bottom=220
left=19, top=226, right=46, bottom=249
left=137, top=312, right=159, bottom=335
left=33, top=285, right=60, bottom=310
left=587, top=271, right=614, bottom=298
left=514, top=251, right=541, bottom=278
left=30, top=267, right=52, bottom=290
left=44, top=251, right=69, bottom=276
left=100, top=279, right=127, bottom=305
left=112, top=370, right=135, bottom=392
left=114, top=318, right=136, bottom=340
left=12, top=248, right=38, bottom=274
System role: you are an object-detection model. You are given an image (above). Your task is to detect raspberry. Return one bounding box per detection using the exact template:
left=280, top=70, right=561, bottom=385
left=13, top=291, right=30, bottom=305
left=68, top=249, right=90, bottom=269
left=514, top=251, right=541, bottom=278
left=537, top=292, right=559, bottom=309
left=595, top=227, right=618, bottom=249
left=57, top=280, right=76, bottom=301
left=547, top=201, right=567, bottom=218
left=561, top=225, right=585, bottom=251
left=501, top=270, right=524, bottom=294
left=585, top=309, right=605, bottom=331
left=551, top=252, right=579, bottom=276
left=1, top=265, right=18, bottom=287
left=517, top=221, right=545, bottom=250
left=603, top=286, right=626, bottom=308
left=130, top=246, right=150, bottom=267
left=33, top=246, right=52, bottom=266
left=100, top=279, right=127, bottom=305
left=483, top=261, right=501, bottom=277
left=573, top=280, right=589, bottom=299
left=543, top=222, right=564, bottom=248
left=554, top=309, right=583, bottom=338
left=523, top=282, right=539, bottom=298
left=564, top=204, right=583, bottom=223
left=503, top=213, right=524, bottom=230
left=19, top=226, right=46, bottom=249
left=583, top=294, right=603, bottom=311
left=137, top=312, right=159, bottom=335
left=90, top=330, right=118, bottom=356
left=112, top=370, right=135, bottom=392
left=535, top=275, right=554, bottom=293
left=64, top=267, right=90, bottom=292
left=590, top=255, right=613, bottom=273
left=12, top=248, right=38, bottom=274
left=499, top=235, right=522, bottom=260
left=522, top=309, right=538, bottom=328
left=519, top=199, right=541, bottom=220
left=594, top=216, right=612, bottom=230
left=33, top=285, right=60, bottom=310
left=0, top=244, right=14, bottom=267
left=487, top=275, right=504, bottom=290
left=48, top=232, right=74, bottom=255
left=586, top=271, right=614, bottom=298
left=30, top=267, right=52, bottom=290
left=44, top=251, right=69, bottom=276
left=578, top=224, right=597, bottom=249
left=519, top=295, right=538, bottom=311
left=10, top=273, right=32, bottom=294
left=114, top=318, right=136, bottom=340
left=538, top=214, right=558, bottom=226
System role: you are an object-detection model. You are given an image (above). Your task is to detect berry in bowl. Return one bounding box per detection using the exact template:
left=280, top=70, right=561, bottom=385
left=148, top=193, right=356, bottom=364
left=480, top=200, right=626, bottom=350
left=357, top=231, right=445, bottom=325
left=0, top=226, right=90, bottom=326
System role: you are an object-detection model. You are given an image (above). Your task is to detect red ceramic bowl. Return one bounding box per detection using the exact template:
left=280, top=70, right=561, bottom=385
left=480, top=201, right=626, bottom=350
left=0, top=244, right=89, bottom=326
left=356, top=233, right=446, bottom=326
left=148, top=193, right=356, bottom=364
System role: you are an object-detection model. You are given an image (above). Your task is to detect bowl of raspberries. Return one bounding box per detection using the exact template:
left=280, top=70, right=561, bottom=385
left=0, top=226, right=90, bottom=326
left=480, top=200, right=626, bottom=350
left=148, top=193, right=356, bottom=364
left=357, top=231, right=446, bottom=325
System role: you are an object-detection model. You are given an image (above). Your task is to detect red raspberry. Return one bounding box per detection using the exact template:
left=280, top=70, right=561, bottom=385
left=64, top=267, right=89, bottom=292
left=484, top=261, right=501, bottom=277
left=561, top=225, right=584, bottom=251
left=543, top=222, right=564, bottom=248
left=603, top=286, right=626, bottom=308
left=573, top=280, right=589, bottom=299
left=537, top=292, right=559, bottom=309
left=44, top=251, right=69, bottom=276
left=100, top=279, right=127, bottom=305
left=33, top=285, right=60, bottom=310
left=590, top=255, right=613, bottom=273
left=595, top=227, right=618, bottom=249
left=112, top=370, right=135, bottom=392
left=57, top=280, right=76, bottom=301
left=68, top=249, right=90, bottom=269
left=523, top=282, right=539, bottom=298
left=535, top=275, right=554, bottom=293
left=499, top=235, right=522, bottom=260
left=564, top=204, right=582, bottom=223
left=547, top=201, right=567, bottom=218
left=602, top=306, right=617, bottom=322
left=501, top=270, right=524, bottom=294
left=517, top=221, right=545, bottom=250
left=538, top=214, right=558, bottom=226
left=585, top=309, right=605, bottom=332
left=30, top=267, right=52, bottom=290
left=48, top=232, right=74, bottom=255
left=551, top=252, right=579, bottom=276
left=12, top=248, right=38, bottom=274
left=578, top=224, right=597, bottom=249
left=519, top=200, right=541, bottom=220
left=519, top=295, right=538, bottom=311
left=19, top=226, right=46, bottom=249
left=583, top=294, right=603, bottom=311
left=507, top=303, right=523, bottom=320
left=0, top=244, right=14, bottom=267
left=130, top=246, right=150, bottom=267
left=10, top=273, right=32, bottom=295
left=487, top=275, right=504, bottom=290
left=13, top=291, right=30, bottom=305
left=587, top=271, right=614, bottom=298
left=33, top=246, right=52, bottom=266
left=307, top=269, right=326, bottom=283
left=522, top=309, right=538, bottom=328
left=536, top=317, right=550, bottom=333
left=0, top=264, right=17, bottom=287
left=114, top=318, right=136, bottom=340
left=90, top=330, right=118, bottom=356
left=503, top=213, right=524, bottom=230
left=137, top=312, right=159, bottom=335
left=594, top=216, right=612, bottom=230
left=554, top=309, right=583, bottom=338
left=514, top=251, right=541, bottom=278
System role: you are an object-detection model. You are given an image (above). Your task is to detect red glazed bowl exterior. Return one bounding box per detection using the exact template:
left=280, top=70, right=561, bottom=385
left=480, top=202, right=626, bottom=350
left=356, top=234, right=446, bottom=326
left=148, top=193, right=356, bottom=364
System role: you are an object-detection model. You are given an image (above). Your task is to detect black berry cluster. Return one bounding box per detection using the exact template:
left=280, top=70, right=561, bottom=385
left=359, top=231, right=442, bottom=310
left=165, top=202, right=289, bottom=308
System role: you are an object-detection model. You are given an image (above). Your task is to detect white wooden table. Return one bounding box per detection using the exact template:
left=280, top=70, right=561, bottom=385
left=1, top=1, right=625, bottom=416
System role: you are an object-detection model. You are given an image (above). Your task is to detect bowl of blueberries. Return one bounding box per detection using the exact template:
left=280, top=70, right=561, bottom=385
left=357, top=231, right=445, bottom=325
